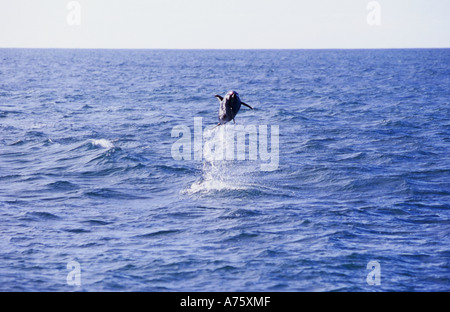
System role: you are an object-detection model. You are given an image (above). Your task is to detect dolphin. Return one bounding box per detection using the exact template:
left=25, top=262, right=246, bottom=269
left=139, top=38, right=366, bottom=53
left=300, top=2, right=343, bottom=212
left=215, top=90, right=253, bottom=126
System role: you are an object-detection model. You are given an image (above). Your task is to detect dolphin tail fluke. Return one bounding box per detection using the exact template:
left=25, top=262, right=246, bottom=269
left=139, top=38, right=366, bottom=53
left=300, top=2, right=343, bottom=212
left=241, top=102, right=253, bottom=110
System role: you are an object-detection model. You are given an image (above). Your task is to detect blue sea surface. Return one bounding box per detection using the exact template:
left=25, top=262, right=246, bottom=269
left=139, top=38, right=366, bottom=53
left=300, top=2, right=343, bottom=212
left=0, top=49, right=449, bottom=291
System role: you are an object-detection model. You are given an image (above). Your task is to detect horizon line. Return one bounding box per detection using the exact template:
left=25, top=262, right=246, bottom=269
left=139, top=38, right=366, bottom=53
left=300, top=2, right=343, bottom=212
left=1, top=46, right=450, bottom=50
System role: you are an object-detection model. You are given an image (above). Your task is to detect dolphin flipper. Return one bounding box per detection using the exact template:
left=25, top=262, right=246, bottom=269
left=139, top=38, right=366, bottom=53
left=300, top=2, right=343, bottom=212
left=241, top=102, right=253, bottom=110
left=215, top=95, right=224, bottom=102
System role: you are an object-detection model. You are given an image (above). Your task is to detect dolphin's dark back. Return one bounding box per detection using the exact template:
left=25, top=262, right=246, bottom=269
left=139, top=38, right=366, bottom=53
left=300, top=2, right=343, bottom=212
left=219, top=99, right=234, bottom=124
left=230, top=98, right=241, bottom=118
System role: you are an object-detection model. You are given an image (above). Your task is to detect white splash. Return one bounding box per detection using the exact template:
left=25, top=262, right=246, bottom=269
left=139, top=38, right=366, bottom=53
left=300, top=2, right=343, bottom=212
left=185, top=125, right=255, bottom=194
left=89, top=139, right=114, bottom=149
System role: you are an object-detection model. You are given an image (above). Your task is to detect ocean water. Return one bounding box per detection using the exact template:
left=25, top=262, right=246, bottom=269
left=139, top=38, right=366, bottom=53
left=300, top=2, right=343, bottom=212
left=0, top=49, right=449, bottom=291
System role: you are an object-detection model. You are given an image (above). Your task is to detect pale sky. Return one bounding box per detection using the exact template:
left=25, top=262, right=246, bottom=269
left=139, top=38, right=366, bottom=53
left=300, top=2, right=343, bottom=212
left=0, top=0, right=449, bottom=49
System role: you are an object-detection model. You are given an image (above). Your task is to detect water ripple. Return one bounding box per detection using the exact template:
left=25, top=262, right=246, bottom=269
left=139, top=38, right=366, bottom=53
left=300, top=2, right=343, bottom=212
left=0, top=48, right=449, bottom=291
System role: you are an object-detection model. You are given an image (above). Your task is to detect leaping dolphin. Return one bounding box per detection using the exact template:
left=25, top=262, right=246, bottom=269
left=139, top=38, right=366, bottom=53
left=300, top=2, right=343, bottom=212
left=215, top=90, right=253, bottom=126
